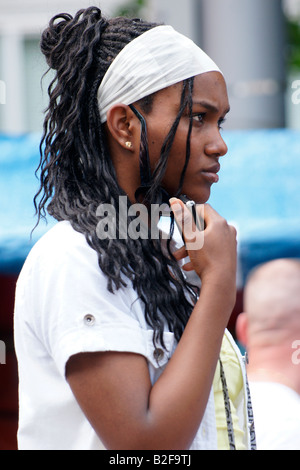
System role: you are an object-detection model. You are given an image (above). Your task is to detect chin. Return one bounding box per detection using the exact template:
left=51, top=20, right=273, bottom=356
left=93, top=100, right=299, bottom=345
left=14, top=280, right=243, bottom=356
left=183, top=189, right=211, bottom=205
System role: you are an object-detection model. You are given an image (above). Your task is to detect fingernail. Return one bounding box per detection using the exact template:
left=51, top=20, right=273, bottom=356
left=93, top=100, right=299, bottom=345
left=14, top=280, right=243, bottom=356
left=169, top=197, right=178, bottom=204
left=170, top=202, right=182, bottom=214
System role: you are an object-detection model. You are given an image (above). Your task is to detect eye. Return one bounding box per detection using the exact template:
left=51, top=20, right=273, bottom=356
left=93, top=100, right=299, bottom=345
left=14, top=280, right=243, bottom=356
left=192, top=113, right=205, bottom=124
left=218, top=117, right=226, bottom=131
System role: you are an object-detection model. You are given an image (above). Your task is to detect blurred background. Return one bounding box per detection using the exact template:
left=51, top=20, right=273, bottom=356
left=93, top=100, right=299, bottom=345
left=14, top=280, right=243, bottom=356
left=0, top=0, right=300, bottom=450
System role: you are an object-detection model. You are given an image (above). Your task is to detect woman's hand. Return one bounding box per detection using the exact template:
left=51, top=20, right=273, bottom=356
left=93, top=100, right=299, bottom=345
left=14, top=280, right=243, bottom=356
left=170, top=198, right=237, bottom=301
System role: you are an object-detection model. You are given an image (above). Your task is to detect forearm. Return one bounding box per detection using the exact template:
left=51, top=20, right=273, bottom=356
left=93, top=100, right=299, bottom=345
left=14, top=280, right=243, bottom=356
left=66, top=279, right=235, bottom=450
left=143, top=280, right=235, bottom=449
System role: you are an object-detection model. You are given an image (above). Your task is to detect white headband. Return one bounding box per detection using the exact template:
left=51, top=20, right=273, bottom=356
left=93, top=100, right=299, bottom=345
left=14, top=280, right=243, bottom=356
left=97, top=25, right=222, bottom=123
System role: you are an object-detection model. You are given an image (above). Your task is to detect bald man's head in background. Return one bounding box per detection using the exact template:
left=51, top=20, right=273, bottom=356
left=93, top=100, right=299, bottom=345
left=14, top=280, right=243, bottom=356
left=237, top=259, right=300, bottom=345
left=236, top=258, right=300, bottom=392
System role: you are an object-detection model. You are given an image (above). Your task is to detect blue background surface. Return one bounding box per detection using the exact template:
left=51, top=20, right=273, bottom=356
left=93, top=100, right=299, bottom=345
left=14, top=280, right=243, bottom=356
left=209, top=129, right=300, bottom=282
left=0, top=129, right=300, bottom=280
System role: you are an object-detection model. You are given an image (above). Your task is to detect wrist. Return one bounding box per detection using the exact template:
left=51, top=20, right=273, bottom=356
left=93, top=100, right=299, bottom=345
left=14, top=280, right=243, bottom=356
left=199, top=274, right=237, bottom=311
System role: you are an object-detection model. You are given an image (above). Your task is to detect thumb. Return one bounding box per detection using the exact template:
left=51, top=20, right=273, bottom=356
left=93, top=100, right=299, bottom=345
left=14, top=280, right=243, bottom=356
left=169, top=198, right=192, bottom=235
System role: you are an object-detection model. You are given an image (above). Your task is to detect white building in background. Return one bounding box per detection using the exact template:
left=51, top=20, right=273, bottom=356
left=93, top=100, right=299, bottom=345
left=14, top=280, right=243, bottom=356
left=0, top=0, right=299, bottom=134
left=284, top=0, right=300, bottom=17
left=0, top=0, right=129, bottom=134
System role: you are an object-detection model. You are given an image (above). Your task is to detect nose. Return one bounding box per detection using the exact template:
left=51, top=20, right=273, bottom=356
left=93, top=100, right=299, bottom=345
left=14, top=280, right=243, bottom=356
left=204, top=131, right=228, bottom=158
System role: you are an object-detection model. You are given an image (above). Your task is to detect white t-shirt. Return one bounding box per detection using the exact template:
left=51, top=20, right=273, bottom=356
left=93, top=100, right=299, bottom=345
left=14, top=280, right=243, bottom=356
left=249, top=381, right=300, bottom=450
left=15, top=221, right=223, bottom=450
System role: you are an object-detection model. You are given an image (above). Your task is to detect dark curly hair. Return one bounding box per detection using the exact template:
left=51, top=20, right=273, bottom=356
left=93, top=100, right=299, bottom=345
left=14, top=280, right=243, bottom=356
left=35, top=6, right=198, bottom=348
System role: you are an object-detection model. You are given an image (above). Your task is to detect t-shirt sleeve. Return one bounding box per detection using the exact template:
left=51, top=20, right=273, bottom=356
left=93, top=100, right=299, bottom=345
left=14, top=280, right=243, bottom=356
left=29, top=223, right=150, bottom=377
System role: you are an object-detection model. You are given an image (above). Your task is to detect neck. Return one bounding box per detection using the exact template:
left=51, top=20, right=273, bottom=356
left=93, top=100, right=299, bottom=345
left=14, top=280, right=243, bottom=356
left=247, top=344, right=300, bottom=396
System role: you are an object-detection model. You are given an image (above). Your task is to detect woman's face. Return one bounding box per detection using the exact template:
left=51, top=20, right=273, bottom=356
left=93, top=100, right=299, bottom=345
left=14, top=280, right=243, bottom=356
left=139, top=71, right=230, bottom=204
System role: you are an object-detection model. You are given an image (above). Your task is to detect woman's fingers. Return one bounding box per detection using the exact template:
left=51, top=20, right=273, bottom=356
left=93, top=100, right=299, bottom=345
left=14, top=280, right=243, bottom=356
left=172, top=245, right=188, bottom=261
left=170, top=198, right=237, bottom=282
left=169, top=198, right=204, bottom=251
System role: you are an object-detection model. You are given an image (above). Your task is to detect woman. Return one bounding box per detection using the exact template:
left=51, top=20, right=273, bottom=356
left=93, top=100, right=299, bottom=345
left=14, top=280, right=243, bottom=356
left=14, top=7, right=255, bottom=450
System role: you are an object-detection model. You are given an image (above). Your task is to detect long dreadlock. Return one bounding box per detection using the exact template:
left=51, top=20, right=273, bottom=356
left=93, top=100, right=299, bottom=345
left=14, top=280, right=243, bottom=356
left=35, top=6, right=198, bottom=348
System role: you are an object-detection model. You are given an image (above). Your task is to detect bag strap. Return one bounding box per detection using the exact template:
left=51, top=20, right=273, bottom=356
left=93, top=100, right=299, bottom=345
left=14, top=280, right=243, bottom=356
left=244, top=353, right=257, bottom=450
left=219, top=354, right=257, bottom=450
left=219, top=358, right=236, bottom=450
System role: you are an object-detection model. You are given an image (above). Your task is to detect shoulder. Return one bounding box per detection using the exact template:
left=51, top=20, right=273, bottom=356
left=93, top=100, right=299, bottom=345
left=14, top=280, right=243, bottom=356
left=31, top=221, right=94, bottom=260
left=249, top=382, right=300, bottom=449
left=250, top=381, right=300, bottom=423
left=15, top=222, right=151, bottom=379
left=17, top=221, right=144, bottom=323
left=20, top=221, right=98, bottom=280
left=16, top=221, right=107, bottom=315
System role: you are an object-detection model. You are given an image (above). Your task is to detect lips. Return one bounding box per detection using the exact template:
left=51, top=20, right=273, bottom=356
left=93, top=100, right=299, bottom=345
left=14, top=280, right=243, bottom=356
left=201, top=163, right=221, bottom=183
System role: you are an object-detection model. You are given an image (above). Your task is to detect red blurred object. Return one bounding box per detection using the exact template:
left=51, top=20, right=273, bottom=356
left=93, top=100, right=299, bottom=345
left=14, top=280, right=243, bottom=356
left=0, top=275, right=17, bottom=333
left=0, top=274, right=18, bottom=450
left=228, top=289, right=244, bottom=337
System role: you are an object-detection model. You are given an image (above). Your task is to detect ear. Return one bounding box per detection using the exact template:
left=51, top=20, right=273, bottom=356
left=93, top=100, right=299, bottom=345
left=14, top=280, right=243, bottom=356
left=106, top=104, right=138, bottom=152
left=235, top=312, right=248, bottom=348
